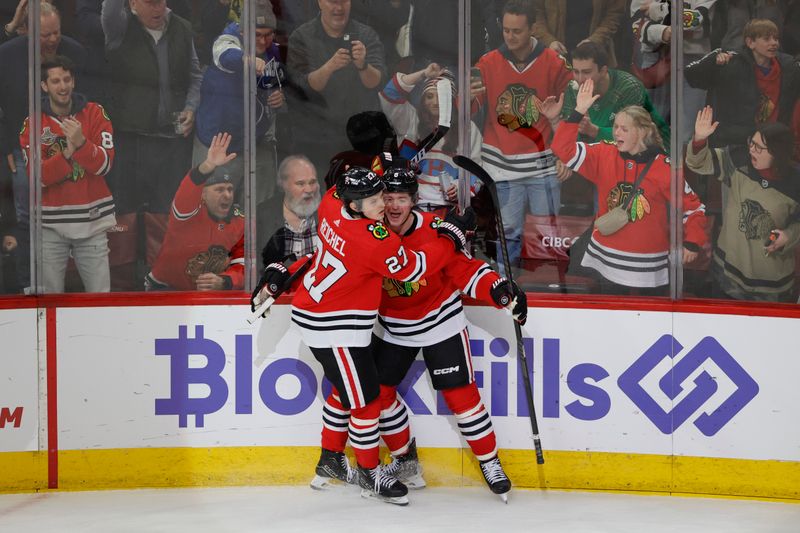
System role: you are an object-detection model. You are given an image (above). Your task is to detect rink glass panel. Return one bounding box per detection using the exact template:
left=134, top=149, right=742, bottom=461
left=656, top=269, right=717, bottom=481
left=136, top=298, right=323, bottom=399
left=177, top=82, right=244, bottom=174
left=1, top=1, right=796, bottom=306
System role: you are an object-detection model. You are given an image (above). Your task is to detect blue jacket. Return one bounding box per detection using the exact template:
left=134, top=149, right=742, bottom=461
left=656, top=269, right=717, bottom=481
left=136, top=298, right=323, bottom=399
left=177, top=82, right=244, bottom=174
left=195, top=22, right=285, bottom=152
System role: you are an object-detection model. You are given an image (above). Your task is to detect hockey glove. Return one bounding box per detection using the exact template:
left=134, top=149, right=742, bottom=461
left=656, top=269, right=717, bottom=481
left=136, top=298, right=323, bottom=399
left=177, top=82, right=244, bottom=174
left=490, top=278, right=528, bottom=325
left=437, top=206, right=476, bottom=252
left=250, top=262, right=290, bottom=315
left=445, top=206, right=477, bottom=233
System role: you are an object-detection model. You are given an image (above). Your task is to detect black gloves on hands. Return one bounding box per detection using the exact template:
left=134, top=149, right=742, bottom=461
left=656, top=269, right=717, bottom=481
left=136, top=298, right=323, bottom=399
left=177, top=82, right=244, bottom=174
left=490, top=278, right=528, bottom=325
left=250, top=262, right=290, bottom=314
left=437, top=207, right=477, bottom=252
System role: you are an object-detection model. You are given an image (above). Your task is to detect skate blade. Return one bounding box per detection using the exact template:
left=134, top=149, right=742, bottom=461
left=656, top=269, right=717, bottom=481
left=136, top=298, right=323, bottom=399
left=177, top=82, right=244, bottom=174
left=310, top=475, right=357, bottom=491
left=360, top=488, right=409, bottom=506
left=403, top=474, right=427, bottom=490
left=497, top=490, right=510, bottom=504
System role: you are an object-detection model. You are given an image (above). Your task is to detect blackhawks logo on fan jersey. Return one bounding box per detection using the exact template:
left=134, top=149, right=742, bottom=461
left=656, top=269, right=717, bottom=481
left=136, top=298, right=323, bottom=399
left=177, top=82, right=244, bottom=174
left=185, top=244, right=229, bottom=280
left=495, top=83, right=542, bottom=132
left=42, top=127, right=85, bottom=182
left=607, top=182, right=651, bottom=222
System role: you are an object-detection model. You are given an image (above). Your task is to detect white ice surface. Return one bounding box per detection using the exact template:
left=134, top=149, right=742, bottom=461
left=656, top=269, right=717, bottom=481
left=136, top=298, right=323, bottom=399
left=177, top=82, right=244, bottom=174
left=0, top=486, right=797, bottom=533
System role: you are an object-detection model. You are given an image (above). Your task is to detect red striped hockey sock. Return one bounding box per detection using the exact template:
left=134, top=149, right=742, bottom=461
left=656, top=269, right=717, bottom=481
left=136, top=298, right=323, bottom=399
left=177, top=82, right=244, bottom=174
left=349, top=400, right=381, bottom=469
left=378, top=385, right=412, bottom=455
left=320, top=389, right=350, bottom=453
left=443, top=382, right=498, bottom=461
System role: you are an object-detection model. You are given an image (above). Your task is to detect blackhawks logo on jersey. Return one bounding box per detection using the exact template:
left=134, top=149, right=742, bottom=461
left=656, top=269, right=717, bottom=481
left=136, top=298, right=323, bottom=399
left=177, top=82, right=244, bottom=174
left=495, top=83, right=541, bottom=131
left=738, top=199, right=774, bottom=240
left=368, top=222, right=389, bottom=240
left=382, top=276, right=427, bottom=298
left=185, top=244, right=229, bottom=281
left=607, top=182, right=651, bottom=222
left=42, top=128, right=85, bottom=182
left=430, top=216, right=443, bottom=229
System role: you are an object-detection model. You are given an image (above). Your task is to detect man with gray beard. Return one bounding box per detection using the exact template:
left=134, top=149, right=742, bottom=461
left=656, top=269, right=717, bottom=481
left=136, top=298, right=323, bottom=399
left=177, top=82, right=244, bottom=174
left=219, top=154, right=320, bottom=289
left=260, top=154, right=321, bottom=266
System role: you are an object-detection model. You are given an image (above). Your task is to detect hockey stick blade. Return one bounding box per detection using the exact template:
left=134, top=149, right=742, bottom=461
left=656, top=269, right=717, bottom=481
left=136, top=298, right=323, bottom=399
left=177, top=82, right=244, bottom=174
left=247, top=296, right=275, bottom=324
left=453, top=155, right=494, bottom=186
left=411, top=126, right=450, bottom=164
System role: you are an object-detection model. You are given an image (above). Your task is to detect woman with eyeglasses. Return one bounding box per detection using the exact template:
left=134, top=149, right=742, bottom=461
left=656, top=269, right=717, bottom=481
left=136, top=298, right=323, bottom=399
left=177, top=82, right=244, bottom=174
left=687, top=105, right=800, bottom=302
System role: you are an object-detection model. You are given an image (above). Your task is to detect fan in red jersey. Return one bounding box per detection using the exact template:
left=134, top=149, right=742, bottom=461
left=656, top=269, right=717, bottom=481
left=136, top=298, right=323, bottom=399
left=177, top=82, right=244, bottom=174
left=20, top=55, right=115, bottom=293
left=251, top=165, right=475, bottom=505
left=144, top=133, right=244, bottom=292
left=314, top=166, right=526, bottom=502
left=545, top=79, right=708, bottom=294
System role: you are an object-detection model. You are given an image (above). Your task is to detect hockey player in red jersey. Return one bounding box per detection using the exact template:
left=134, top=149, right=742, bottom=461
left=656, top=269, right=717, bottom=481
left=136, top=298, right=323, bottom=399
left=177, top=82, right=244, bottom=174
left=253, top=166, right=475, bottom=505
left=315, top=167, right=527, bottom=501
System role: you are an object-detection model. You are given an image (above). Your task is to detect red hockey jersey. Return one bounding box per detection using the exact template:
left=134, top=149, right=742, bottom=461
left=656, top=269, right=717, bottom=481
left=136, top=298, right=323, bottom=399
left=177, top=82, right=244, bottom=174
left=149, top=168, right=244, bottom=291
left=474, top=42, right=573, bottom=182
left=552, top=120, right=708, bottom=287
left=20, top=96, right=115, bottom=239
left=290, top=188, right=457, bottom=348
left=377, top=210, right=503, bottom=347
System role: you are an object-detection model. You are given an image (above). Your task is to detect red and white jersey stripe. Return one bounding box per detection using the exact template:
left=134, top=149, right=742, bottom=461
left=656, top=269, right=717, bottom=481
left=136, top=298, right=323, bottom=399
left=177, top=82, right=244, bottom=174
left=377, top=211, right=503, bottom=347
left=290, top=189, right=455, bottom=348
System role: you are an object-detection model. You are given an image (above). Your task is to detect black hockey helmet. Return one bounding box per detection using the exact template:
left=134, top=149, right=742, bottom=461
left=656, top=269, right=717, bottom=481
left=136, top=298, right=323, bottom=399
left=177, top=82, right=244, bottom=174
left=382, top=166, right=419, bottom=195
left=337, top=166, right=386, bottom=202
left=346, top=111, right=397, bottom=155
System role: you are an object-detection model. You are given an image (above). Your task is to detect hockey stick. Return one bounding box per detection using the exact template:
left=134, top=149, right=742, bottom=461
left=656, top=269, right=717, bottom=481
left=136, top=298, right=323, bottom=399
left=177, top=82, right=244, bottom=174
left=247, top=255, right=314, bottom=324
left=453, top=154, right=545, bottom=465
left=410, top=77, right=452, bottom=164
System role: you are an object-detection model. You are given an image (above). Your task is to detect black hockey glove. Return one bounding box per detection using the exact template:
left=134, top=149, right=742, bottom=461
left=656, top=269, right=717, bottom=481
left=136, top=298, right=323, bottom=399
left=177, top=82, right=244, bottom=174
left=490, top=278, right=528, bottom=325
left=250, top=262, right=290, bottom=313
left=445, top=206, right=477, bottom=233
left=437, top=207, right=477, bottom=252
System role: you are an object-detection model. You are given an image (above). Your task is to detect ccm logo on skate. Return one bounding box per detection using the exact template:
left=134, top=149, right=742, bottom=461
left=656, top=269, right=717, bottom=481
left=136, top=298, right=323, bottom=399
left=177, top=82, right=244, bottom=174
left=0, top=406, right=23, bottom=429
left=432, top=366, right=459, bottom=376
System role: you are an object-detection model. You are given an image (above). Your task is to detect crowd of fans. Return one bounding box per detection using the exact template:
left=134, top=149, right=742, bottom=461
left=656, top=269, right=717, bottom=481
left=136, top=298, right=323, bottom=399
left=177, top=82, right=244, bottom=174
left=0, top=0, right=798, bottom=303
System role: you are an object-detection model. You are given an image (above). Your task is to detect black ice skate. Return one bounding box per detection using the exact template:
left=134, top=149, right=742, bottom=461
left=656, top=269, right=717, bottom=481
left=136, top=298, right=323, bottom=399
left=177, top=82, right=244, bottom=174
left=479, top=456, right=512, bottom=503
left=384, top=438, right=426, bottom=489
left=310, top=448, right=357, bottom=490
left=357, top=464, right=409, bottom=506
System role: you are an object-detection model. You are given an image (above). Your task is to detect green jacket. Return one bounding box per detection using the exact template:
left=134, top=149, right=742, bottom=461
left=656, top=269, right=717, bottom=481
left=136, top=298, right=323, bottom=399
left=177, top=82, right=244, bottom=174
left=561, top=69, right=670, bottom=148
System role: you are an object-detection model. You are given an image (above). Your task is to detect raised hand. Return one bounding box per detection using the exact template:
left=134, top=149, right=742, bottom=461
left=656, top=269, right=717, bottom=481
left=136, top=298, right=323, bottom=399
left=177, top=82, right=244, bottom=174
left=203, top=132, right=237, bottom=170
left=424, top=62, right=443, bottom=79
left=693, top=105, right=719, bottom=143
left=575, top=79, right=600, bottom=115
left=537, top=94, right=564, bottom=122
